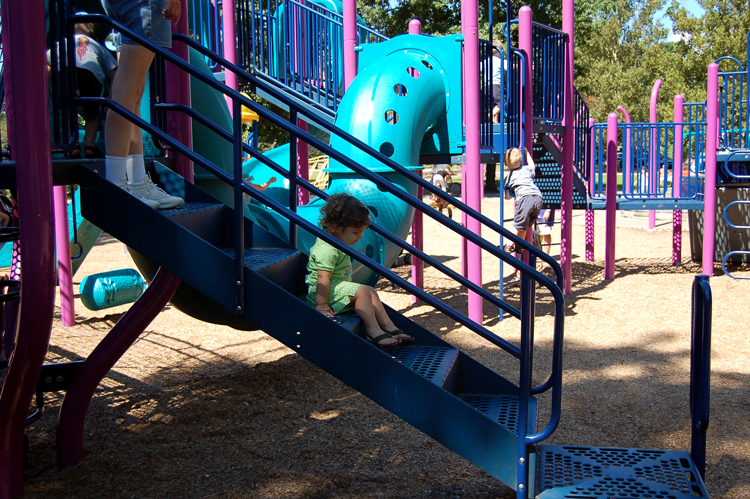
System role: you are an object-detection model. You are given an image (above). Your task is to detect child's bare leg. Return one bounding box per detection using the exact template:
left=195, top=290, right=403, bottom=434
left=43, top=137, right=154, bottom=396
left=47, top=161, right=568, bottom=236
left=350, top=287, right=397, bottom=346
left=363, top=286, right=415, bottom=343
left=83, top=113, right=99, bottom=148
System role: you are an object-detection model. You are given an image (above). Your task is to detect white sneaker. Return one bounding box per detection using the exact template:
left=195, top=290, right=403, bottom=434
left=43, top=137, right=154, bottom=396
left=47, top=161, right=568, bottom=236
left=116, top=176, right=160, bottom=209
left=133, top=175, right=185, bottom=210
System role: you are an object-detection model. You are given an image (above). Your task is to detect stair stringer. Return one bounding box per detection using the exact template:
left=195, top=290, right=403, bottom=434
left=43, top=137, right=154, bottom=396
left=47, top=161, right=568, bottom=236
left=78, top=166, right=535, bottom=489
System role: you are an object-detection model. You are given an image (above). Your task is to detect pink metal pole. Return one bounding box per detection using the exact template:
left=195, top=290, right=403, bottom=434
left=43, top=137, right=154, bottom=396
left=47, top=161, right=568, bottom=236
left=222, top=0, right=238, bottom=115
left=297, top=119, right=310, bottom=205
left=54, top=186, right=75, bottom=327
left=0, top=0, right=56, bottom=495
left=673, top=95, right=684, bottom=266
left=519, top=7, right=534, bottom=256
left=703, top=64, right=719, bottom=276
left=462, top=0, right=482, bottom=322
left=605, top=113, right=618, bottom=280
left=561, top=0, right=575, bottom=294
left=343, top=0, right=357, bottom=91
left=167, top=11, right=194, bottom=181
left=409, top=19, right=424, bottom=300
left=586, top=117, right=595, bottom=261
left=616, top=105, right=632, bottom=194
left=649, top=79, right=662, bottom=229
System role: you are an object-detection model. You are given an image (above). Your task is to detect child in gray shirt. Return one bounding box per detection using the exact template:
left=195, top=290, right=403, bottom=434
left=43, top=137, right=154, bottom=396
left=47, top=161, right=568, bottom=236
left=503, top=147, right=543, bottom=253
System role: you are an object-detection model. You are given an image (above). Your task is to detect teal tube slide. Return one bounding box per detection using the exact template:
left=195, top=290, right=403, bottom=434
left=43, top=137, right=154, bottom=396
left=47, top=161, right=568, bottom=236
left=244, top=35, right=449, bottom=285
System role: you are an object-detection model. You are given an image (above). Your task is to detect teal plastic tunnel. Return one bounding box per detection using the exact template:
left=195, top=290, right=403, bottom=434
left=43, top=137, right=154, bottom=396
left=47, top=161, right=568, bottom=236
left=79, top=269, right=148, bottom=311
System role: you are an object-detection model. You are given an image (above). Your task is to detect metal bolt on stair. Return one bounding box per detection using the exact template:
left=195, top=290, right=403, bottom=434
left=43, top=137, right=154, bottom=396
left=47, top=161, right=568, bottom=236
left=519, top=484, right=524, bottom=491
left=519, top=457, right=525, bottom=463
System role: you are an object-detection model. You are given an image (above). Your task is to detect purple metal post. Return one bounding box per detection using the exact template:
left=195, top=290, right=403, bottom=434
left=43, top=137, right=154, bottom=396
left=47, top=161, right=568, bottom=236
left=222, top=0, right=238, bottom=115
left=649, top=79, right=662, bottom=230
left=605, top=113, right=618, bottom=280
left=56, top=270, right=182, bottom=468
left=55, top=185, right=75, bottom=327
left=462, top=0, right=483, bottom=322
left=561, top=0, right=575, bottom=294
left=616, top=105, right=632, bottom=194
left=297, top=119, right=310, bottom=205
left=703, top=64, right=719, bottom=276
left=586, top=117, right=595, bottom=261
left=409, top=19, right=424, bottom=300
left=0, top=0, right=56, bottom=496
left=519, top=7, right=534, bottom=259
left=167, top=12, right=194, bottom=181
left=343, top=0, right=357, bottom=91
left=673, top=95, right=684, bottom=266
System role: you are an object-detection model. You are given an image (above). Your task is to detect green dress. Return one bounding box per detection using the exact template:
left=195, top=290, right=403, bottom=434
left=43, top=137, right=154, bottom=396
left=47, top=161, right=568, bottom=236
left=306, top=238, right=362, bottom=313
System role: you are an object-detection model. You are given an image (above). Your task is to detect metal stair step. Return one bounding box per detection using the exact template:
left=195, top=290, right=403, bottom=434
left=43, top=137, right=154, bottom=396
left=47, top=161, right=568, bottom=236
left=224, top=247, right=307, bottom=295
left=458, top=393, right=522, bottom=434
left=388, top=345, right=459, bottom=388
left=537, top=445, right=710, bottom=498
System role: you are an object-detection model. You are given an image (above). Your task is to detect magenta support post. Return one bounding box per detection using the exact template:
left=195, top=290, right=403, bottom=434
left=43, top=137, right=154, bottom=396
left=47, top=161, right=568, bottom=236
left=616, top=105, right=632, bottom=194
left=673, top=95, right=684, bottom=266
left=55, top=187, right=75, bottom=327
left=519, top=7, right=534, bottom=256
left=585, top=117, right=595, bottom=261
left=461, top=0, right=483, bottom=322
left=297, top=119, right=310, bottom=205
left=649, top=79, right=662, bottom=230
left=703, top=64, right=719, bottom=276
left=0, top=0, right=56, bottom=496
left=409, top=19, right=424, bottom=300
left=561, top=0, right=575, bottom=294
left=605, top=113, right=618, bottom=280
left=222, top=0, right=238, bottom=115
left=343, top=0, right=357, bottom=91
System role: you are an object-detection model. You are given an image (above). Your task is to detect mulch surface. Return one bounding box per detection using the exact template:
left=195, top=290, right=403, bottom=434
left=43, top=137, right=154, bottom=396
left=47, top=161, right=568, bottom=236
left=17, top=194, right=750, bottom=498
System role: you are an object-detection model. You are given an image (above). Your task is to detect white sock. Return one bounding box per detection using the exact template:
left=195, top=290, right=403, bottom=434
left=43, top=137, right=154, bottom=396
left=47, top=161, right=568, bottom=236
left=129, top=154, right=147, bottom=182
left=105, top=156, right=129, bottom=185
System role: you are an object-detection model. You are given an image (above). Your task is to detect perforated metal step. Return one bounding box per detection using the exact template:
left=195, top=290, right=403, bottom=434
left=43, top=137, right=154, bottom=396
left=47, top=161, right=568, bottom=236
left=537, top=445, right=709, bottom=499
left=389, top=345, right=458, bottom=387
left=459, top=393, right=521, bottom=433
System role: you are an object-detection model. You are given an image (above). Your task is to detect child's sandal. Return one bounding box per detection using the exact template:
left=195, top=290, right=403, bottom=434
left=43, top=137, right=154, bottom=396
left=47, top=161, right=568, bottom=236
left=386, top=329, right=414, bottom=346
left=366, top=333, right=399, bottom=349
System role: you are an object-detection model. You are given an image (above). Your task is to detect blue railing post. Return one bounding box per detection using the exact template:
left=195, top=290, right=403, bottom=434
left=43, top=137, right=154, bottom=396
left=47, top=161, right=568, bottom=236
left=233, top=99, right=246, bottom=313
left=690, top=274, right=712, bottom=481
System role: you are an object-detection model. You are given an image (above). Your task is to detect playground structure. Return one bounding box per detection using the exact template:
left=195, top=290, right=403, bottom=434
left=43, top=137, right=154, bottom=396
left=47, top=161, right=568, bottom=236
left=0, top=0, right=728, bottom=498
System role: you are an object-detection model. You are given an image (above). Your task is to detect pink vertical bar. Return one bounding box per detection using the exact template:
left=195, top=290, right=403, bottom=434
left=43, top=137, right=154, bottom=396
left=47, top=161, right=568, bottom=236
left=703, top=64, right=719, bottom=276
left=519, top=8, right=533, bottom=262
left=561, top=0, right=574, bottom=294
left=605, top=113, right=618, bottom=280
left=586, top=117, right=595, bottom=261
left=673, top=95, right=684, bottom=266
left=409, top=19, right=423, bottom=300
left=0, top=0, right=55, bottom=495
left=343, top=0, right=357, bottom=91
left=617, top=105, right=632, bottom=194
left=54, top=186, right=75, bottom=327
left=222, top=0, right=237, bottom=116
left=649, top=79, right=662, bottom=229
left=462, top=0, right=482, bottom=323
left=167, top=12, right=194, bottom=181
left=297, top=119, right=310, bottom=205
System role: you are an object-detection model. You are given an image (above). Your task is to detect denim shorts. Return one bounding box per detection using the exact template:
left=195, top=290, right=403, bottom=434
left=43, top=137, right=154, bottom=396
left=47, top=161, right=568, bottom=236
left=102, top=0, right=172, bottom=48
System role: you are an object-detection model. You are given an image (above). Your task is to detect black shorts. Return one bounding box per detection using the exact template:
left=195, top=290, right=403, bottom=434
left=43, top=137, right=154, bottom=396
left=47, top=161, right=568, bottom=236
left=76, top=68, right=103, bottom=118
left=492, top=84, right=502, bottom=107
left=513, top=195, right=543, bottom=231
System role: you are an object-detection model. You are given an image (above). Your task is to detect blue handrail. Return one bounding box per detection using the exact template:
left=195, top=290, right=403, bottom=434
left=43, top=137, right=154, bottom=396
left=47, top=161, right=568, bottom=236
left=573, top=88, right=590, bottom=181
left=188, top=0, right=223, bottom=68
left=690, top=275, right=712, bottom=480
left=721, top=200, right=750, bottom=279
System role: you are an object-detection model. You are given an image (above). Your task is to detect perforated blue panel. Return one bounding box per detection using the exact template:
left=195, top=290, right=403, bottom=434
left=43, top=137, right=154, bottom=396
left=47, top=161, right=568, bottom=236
left=460, top=394, right=520, bottom=433
left=389, top=346, right=457, bottom=386
left=537, top=445, right=709, bottom=499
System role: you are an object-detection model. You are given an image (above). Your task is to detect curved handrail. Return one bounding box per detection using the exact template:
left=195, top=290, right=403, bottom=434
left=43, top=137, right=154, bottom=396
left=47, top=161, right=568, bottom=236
left=719, top=152, right=750, bottom=181
left=723, top=200, right=750, bottom=228
left=713, top=55, right=744, bottom=72
left=72, top=13, right=566, bottom=444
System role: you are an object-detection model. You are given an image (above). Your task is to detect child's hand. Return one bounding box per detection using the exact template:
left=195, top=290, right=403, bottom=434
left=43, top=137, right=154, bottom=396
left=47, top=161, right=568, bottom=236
left=316, top=304, right=335, bottom=317
left=162, top=0, right=181, bottom=24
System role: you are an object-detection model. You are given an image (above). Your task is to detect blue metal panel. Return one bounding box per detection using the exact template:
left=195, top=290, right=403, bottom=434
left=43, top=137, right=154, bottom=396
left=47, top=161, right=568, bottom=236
left=537, top=445, right=710, bottom=498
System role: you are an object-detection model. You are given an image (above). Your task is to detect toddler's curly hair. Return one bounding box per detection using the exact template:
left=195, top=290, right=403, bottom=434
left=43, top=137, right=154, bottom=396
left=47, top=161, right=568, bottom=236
left=320, top=193, right=371, bottom=233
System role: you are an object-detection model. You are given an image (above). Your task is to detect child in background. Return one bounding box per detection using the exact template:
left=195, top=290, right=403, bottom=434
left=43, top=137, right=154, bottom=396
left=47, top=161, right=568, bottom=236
left=306, top=193, right=414, bottom=349
left=537, top=208, right=554, bottom=254
left=503, top=147, right=543, bottom=253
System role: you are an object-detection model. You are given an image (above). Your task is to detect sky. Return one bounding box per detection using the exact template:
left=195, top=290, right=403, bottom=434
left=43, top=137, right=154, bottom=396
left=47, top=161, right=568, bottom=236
left=659, top=0, right=705, bottom=41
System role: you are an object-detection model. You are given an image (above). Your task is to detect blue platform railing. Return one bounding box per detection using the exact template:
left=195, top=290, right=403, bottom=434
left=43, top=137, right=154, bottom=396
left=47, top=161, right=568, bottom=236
left=683, top=101, right=707, bottom=174
left=572, top=88, right=590, bottom=181
left=235, top=0, right=387, bottom=114
left=188, top=0, right=223, bottom=69
left=65, top=15, right=566, bottom=495
left=589, top=122, right=704, bottom=203
left=531, top=22, right=565, bottom=124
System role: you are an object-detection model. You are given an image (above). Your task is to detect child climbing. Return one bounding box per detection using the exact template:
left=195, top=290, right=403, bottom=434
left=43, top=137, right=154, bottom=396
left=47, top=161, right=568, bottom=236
left=306, top=193, right=415, bottom=349
left=430, top=164, right=455, bottom=217
left=503, top=147, right=543, bottom=253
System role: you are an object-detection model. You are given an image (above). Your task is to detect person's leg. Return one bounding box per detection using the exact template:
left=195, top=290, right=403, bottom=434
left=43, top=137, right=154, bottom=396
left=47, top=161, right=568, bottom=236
left=350, top=287, right=398, bottom=347
left=542, top=234, right=552, bottom=254
left=83, top=113, right=99, bottom=148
